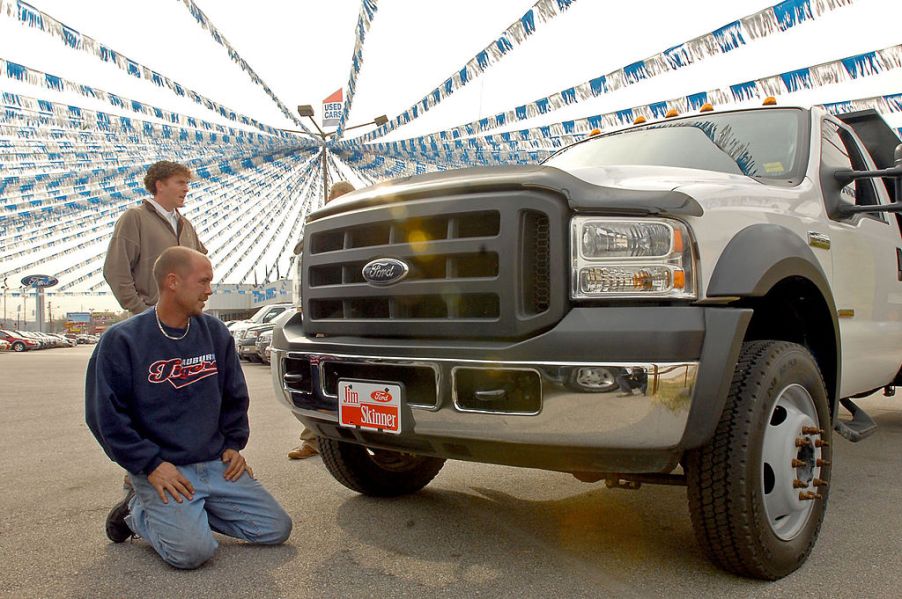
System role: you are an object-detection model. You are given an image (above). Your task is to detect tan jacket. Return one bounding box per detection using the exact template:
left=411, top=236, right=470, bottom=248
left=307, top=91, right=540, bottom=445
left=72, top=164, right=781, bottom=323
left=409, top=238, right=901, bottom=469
left=103, top=201, right=207, bottom=314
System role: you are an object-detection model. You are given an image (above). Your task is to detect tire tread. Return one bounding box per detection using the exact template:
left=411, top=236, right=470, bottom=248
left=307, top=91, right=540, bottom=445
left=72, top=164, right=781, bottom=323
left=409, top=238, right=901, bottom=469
left=686, top=340, right=829, bottom=579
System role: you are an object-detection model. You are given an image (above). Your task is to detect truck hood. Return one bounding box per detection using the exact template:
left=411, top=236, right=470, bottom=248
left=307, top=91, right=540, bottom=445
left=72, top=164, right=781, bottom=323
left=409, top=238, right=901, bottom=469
left=564, top=164, right=764, bottom=193
left=310, top=164, right=705, bottom=221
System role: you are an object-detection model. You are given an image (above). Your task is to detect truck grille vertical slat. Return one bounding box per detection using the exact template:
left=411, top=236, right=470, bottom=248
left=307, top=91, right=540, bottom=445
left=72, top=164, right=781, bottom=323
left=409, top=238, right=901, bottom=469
left=522, top=211, right=551, bottom=315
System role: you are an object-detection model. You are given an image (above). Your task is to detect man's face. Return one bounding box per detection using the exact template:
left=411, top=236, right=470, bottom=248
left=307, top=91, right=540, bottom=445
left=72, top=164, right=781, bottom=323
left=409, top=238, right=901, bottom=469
left=173, top=256, right=213, bottom=317
left=155, top=174, right=190, bottom=211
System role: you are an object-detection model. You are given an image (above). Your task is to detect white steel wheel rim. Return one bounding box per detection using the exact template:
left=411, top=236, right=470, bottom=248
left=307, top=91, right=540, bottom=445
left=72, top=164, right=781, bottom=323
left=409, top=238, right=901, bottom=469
left=575, top=368, right=614, bottom=388
left=761, top=383, right=823, bottom=541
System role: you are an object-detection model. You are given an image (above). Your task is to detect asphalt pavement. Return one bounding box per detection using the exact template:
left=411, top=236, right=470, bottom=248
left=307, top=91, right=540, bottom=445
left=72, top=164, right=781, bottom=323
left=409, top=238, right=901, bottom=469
left=1, top=345, right=900, bottom=598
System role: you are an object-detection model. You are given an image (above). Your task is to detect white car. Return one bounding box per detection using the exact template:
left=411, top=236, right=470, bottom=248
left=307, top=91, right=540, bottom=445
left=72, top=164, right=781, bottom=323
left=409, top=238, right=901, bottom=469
left=230, top=303, right=293, bottom=350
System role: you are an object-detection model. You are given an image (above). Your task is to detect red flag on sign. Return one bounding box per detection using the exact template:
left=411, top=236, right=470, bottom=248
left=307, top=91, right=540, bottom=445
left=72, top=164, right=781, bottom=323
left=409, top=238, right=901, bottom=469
left=323, top=88, right=342, bottom=103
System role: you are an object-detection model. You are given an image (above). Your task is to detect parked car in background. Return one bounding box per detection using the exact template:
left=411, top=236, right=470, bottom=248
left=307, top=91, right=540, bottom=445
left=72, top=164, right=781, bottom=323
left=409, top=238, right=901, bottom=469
left=230, top=303, right=292, bottom=350
left=238, top=323, right=275, bottom=362
left=256, top=329, right=273, bottom=364
left=0, top=330, right=41, bottom=352
left=52, top=334, right=77, bottom=347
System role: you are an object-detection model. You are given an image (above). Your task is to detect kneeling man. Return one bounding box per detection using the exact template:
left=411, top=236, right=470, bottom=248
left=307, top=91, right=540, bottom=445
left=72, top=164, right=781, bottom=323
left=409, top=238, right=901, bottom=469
left=86, top=247, right=292, bottom=569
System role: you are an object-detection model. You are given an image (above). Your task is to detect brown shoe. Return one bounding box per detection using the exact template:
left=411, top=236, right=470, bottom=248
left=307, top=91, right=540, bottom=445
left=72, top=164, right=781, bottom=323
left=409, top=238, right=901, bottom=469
left=287, top=442, right=319, bottom=460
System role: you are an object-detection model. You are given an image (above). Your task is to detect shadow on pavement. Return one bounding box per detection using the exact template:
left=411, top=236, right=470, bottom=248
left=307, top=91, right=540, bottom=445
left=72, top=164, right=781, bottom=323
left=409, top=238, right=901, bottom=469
left=67, top=534, right=298, bottom=597
left=317, top=483, right=769, bottom=597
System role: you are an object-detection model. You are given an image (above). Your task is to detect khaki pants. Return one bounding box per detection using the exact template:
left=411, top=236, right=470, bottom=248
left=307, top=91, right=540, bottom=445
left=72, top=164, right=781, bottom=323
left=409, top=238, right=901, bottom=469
left=299, top=426, right=317, bottom=447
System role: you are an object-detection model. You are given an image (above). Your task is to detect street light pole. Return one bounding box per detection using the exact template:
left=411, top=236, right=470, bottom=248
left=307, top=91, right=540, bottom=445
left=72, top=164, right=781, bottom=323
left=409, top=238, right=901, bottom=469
left=296, top=105, right=329, bottom=206
left=295, top=105, right=386, bottom=205
left=321, top=143, right=329, bottom=206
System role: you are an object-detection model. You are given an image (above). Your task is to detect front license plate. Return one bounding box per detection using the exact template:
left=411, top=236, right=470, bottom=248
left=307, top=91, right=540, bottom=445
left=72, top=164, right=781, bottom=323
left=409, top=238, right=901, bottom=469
left=338, top=380, right=402, bottom=435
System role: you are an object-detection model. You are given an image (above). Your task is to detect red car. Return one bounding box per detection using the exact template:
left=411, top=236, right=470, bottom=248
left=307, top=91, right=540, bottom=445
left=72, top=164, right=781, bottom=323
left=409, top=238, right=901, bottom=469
left=0, top=330, right=41, bottom=352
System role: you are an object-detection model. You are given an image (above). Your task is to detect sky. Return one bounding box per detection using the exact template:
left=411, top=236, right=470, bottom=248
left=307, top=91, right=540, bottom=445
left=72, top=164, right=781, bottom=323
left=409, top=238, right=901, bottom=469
left=2, top=0, right=899, bottom=139
left=1, top=0, right=900, bottom=317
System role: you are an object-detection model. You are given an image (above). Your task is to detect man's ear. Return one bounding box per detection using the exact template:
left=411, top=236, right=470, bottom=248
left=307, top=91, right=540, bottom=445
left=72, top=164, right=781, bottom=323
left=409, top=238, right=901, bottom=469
left=165, top=272, right=180, bottom=290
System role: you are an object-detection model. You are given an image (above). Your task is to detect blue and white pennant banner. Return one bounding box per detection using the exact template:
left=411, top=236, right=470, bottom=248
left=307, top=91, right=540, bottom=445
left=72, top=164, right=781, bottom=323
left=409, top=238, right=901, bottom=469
left=356, top=0, right=577, bottom=143
left=0, top=58, right=296, bottom=139
left=177, top=0, right=314, bottom=136
left=375, top=0, right=856, bottom=147
left=334, top=0, right=378, bottom=139
left=1, top=94, right=301, bottom=148
left=372, top=44, right=902, bottom=155
left=0, top=0, right=289, bottom=136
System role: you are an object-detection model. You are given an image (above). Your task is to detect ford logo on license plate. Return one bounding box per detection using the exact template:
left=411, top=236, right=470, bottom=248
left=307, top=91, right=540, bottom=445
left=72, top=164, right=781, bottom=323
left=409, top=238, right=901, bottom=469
left=362, top=258, right=409, bottom=286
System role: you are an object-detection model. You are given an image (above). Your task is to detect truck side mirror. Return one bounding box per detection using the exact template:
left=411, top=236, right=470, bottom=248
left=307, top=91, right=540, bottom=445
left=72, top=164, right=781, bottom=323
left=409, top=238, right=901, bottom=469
left=896, top=143, right=902, bottom=203
left=833, top=147, right=902, bottom=217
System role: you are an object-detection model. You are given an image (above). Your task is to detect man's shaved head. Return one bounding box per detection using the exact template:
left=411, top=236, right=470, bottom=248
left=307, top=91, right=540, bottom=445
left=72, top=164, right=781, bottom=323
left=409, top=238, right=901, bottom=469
left=153, top=247, right=208, bottom=289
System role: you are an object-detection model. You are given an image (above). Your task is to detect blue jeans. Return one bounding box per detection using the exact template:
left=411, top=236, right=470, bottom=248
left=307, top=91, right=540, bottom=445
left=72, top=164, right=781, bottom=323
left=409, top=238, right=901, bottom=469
left=126, top=459, right=292, bottom=569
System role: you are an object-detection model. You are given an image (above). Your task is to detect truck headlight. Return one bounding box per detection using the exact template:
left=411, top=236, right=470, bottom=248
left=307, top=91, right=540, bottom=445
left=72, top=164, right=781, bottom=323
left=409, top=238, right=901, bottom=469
left=571, top=217, right=696, bottom=299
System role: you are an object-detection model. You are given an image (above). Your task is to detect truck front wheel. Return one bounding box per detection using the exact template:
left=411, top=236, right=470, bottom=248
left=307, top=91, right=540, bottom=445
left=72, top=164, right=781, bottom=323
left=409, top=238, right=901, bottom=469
left=319, top=437, right=445, bottom=497
left=685, top=340, right=832, bottom=579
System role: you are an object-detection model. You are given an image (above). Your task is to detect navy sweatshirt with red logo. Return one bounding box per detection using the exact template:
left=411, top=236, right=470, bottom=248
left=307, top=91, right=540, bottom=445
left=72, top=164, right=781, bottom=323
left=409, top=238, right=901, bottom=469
left=85, top=309, right=249, bottom=475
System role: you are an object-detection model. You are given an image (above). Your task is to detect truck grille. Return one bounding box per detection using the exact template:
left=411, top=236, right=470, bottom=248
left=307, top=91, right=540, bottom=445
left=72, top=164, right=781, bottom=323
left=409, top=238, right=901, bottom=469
left=302, top=191, right=567, bottom=338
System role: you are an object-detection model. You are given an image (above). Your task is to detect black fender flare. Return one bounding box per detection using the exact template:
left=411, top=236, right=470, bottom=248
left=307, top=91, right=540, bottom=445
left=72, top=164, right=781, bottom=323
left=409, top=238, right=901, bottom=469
left=707, top=223, right=841, bottom=407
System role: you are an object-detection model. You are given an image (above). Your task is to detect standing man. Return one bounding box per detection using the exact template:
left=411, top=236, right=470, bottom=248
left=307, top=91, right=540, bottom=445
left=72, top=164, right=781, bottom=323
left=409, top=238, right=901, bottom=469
left=287, top=181, right=356, bottom=460
left=104, top=161, right=206, bottom=315
left=86, top=247, right=292, bottom=569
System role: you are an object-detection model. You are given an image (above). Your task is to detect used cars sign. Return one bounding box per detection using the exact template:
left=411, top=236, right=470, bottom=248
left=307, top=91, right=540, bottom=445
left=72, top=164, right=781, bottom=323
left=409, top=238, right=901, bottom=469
left=21, top=274, right=59, bottom=288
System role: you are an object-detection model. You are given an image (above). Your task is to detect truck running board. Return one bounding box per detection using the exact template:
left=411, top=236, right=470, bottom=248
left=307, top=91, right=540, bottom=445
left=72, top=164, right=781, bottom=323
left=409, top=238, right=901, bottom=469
left=834, top=397, right=878, bottom=442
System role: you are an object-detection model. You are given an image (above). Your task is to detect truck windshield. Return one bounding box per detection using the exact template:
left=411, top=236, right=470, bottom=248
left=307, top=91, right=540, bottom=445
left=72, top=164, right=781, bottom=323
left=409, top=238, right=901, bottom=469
left=545, top=109, right=806, bottom=184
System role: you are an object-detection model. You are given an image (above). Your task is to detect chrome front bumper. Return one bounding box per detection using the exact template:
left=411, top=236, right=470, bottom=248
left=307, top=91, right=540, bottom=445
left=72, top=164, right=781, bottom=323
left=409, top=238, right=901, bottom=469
left=271, top=349, right=698, bottom=451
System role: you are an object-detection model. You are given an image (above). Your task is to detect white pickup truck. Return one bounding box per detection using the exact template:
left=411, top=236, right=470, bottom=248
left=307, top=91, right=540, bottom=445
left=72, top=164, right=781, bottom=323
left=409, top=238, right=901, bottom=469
left=271, top=104, right=902, bottom=579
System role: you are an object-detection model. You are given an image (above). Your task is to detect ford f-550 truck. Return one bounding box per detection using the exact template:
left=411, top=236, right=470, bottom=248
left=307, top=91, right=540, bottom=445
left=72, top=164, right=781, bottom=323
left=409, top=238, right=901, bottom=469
left=271, top=104, right=902, bottom=579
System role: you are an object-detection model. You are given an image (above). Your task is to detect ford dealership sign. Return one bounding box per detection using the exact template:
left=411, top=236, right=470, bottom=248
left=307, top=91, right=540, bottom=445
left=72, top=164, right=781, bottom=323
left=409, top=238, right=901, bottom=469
left=21, top=274, right=59, bottom=288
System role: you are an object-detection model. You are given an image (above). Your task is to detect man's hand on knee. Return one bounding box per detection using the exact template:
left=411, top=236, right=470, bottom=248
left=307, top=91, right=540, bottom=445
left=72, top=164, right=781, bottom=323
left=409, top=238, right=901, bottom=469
left=148, top=462, right=194, bottom=504
left=222, top=449, right=253, bottom=481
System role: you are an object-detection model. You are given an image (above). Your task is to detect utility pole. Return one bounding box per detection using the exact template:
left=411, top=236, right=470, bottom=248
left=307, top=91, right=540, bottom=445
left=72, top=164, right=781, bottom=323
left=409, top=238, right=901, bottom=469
left=2, top=277, right=7, bottom=329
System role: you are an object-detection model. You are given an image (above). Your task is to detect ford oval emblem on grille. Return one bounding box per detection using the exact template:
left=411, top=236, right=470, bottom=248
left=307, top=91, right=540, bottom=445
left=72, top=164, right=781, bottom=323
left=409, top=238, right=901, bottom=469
left=362, top=258, right=409, bottom=286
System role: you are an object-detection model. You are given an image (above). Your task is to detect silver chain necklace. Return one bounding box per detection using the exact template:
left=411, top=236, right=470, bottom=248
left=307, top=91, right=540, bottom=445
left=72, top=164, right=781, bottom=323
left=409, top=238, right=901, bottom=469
left=154, top=306, right=190, bottom=340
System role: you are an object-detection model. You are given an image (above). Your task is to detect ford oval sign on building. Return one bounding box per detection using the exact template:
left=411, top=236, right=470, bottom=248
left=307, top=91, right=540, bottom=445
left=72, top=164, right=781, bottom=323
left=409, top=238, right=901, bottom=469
left=21, top=274, right=59, bottom=288
left=362, top=258, right=409, bottom=286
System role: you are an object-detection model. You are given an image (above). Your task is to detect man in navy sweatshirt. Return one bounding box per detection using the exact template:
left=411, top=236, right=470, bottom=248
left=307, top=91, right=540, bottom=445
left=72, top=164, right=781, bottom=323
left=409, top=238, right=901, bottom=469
left=86, top=246, right=292, bottom=569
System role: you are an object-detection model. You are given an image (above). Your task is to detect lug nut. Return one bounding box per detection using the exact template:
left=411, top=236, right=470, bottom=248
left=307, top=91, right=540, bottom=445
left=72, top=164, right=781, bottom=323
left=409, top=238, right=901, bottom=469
left=815, top=439, right=829, bottom=448
left=813, top=478, right=828, bottom=488
left=802, top=426, right=824, bottom=435
left=791, top=459, right=805, bottom=468
left=799, top=491, right=817, bottom=501
left=816, top=459, right=831, bottom=467
left=793, top=479, right=808, bottom=489
left=795, top=437, right=811, bottom=447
